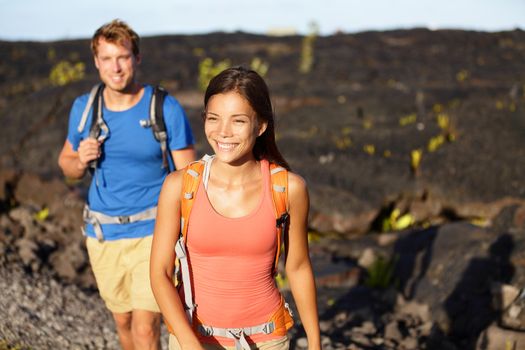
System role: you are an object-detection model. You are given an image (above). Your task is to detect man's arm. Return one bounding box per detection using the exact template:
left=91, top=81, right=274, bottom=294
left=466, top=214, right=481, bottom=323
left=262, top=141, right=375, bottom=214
left=170, top=146, right=196, bottom=170
left=58, top=139, right=100, bottom=179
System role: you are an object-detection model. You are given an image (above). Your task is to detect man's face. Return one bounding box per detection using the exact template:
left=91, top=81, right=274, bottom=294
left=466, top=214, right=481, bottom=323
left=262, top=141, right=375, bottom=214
left=93, top=38, right=140, bottom=93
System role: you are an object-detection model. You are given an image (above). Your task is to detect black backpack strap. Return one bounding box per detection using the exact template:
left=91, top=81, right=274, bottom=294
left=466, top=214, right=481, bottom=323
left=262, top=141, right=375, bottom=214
left=78, top=84, right=102, bottom=133
left=83, top=84, right=106, bottom=178
left=88, top=84, right=105, bottom=140
left=149, top=85, right=173, bottom=171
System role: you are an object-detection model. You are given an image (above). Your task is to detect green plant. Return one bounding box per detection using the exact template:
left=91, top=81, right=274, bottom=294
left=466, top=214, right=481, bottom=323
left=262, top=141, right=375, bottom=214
left=435, top=111, right=457, bottom=143
left=47, top=48, right=56, bottom=61
left=250, top=57, right=269, bottom=77
left=299, top=21, right=319, bottom=74
left=399, top=113, right=417, bottom=126
left=364, top=255, right=398, bottom=289
left=192, top=47, right=205, bottom=57
left=505, top=339, right=516, bottom=350
left=427, top=134, right=445, bottom=152
left=275, top=272, right=288, bottom=289
left=307, top=231, right=322, bottom=243
left=436, top=113, right=450, bottom=130
left=456, top=69, right=469, bottom=82
left=333, top=136, right=352, bottom=150
left=49, top=60, right=85, bottom=86
left=197, top=58, right=230, bottom=91
left=363, top=144, right=375, bottom=155
left=381, top=208, right=415, bottom=232
left=410, top=149, right=423, bottom=174
left=34, top=207, right=49, bottom=222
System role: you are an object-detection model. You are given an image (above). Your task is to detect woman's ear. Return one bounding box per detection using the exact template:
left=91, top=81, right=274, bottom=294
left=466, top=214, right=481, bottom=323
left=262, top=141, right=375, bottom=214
left=257, top=120, right=268, bottom=137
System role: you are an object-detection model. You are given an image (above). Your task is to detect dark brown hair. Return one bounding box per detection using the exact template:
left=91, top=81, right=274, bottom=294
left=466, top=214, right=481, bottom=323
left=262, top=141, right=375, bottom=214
left=91, top=19, right=140, bottom=57
left=204, top=66, right=290, bottom=170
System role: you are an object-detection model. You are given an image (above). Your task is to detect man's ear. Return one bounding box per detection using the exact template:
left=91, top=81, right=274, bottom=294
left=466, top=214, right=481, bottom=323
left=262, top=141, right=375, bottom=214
left=135, top=54, right=142, bottom=65
left=94, top=55, right=100, bottom=70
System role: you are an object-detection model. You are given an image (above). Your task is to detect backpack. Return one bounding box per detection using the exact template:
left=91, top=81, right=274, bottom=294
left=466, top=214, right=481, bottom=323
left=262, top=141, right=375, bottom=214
left=171, top=155, right=294, bottom=348
left=76, top=83, right=172, bottom=171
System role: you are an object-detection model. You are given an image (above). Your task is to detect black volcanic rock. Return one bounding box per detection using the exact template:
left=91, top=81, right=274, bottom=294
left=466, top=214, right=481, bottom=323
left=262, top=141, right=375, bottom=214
left=1, top=29, right=524, bottom=234
left=1, top=29, right=525, bottom=350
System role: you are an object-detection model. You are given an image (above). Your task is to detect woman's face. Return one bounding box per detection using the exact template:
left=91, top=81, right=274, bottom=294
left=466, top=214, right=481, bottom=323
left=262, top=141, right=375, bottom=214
left=204, top=91, right=267, bottom=165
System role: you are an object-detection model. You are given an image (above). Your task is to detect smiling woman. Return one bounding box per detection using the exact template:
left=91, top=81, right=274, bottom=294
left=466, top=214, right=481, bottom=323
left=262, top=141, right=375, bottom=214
left=204, top=91, right=267, bottom=166
left=150, top=67, right=322, bottom=350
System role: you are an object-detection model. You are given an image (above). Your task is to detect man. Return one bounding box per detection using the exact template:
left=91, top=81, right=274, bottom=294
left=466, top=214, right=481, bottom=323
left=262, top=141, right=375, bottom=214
left=58, top=19, right=196, bottom=349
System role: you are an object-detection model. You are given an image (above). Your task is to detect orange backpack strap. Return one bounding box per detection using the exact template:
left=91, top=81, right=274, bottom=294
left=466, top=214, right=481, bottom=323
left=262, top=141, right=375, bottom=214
left=269, top=162, right=289, bottom=274
left=180, top=160, right=205, bottom=242
left=173, top=157, right=207, bottom=328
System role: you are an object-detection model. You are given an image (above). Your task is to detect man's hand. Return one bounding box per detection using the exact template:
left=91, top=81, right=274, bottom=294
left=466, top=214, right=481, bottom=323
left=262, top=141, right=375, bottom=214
left=77, top=138, right=101, bottom=169
left=58, top=138, right=102, bottom=179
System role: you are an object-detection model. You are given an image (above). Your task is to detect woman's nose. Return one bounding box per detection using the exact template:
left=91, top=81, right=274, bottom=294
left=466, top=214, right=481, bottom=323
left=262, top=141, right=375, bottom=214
left=218, top=120, right=232, bottom=136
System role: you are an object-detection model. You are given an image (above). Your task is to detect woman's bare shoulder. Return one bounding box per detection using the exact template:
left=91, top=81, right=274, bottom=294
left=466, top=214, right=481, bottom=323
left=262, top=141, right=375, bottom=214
left=287, top=171, right=308, bottom=202
left=161, top=168, right=186, bottom=195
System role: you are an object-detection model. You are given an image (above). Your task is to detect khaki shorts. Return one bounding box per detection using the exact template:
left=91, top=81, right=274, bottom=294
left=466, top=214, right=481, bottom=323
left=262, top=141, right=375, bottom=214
left=168, top=334, right=289, bottom=350
left=86, top=235, right=160, bottom=314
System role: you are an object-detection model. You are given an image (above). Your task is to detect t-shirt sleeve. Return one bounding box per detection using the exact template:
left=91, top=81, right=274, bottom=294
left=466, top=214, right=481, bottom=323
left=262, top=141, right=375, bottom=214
left=66, top=95, right=90, bottom=151
left=164, top=95, right=195, bottom=150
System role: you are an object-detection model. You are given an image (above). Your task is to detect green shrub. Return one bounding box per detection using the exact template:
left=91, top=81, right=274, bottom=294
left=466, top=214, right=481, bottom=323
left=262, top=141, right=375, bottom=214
left=381, top=208, right=415, bottom=232
left=410, top=149, right=423, bottom=174
left=364, top=255, right=398, bottom=289
left=49, top=60, right=85, bottom=86
left=399, top=113, right=417, bottom=126
left=198, top=58, right=230, bottom=91
left=250, top=57, right=269, bottom=77
left=299, top=22, right=319, bottom=74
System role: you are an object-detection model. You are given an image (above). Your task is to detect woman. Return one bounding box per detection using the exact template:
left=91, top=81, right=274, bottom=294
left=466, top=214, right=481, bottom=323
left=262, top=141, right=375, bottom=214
left=150, top=66, right=321, bottom=350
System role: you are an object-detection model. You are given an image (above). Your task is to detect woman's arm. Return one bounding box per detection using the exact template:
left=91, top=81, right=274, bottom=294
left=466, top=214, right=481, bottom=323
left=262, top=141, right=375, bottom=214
left=150, top=170, right=204, bottom=350
left=284, top=173, right=321, bottom=350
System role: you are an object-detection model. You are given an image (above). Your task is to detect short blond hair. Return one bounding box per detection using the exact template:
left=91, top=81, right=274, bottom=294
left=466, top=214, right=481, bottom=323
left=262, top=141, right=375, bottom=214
left=91, top=19, right=140, bottom=57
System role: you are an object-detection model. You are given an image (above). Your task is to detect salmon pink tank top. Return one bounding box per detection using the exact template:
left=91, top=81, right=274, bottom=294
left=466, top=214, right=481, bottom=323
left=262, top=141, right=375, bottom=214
left=184, top=159, right=283, bottom=345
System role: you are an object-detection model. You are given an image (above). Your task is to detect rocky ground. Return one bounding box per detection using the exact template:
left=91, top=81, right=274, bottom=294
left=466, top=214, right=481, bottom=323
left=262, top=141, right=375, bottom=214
left=1, top=29, right=525, bottom=349
left=1, top=185, right=524, bottom=349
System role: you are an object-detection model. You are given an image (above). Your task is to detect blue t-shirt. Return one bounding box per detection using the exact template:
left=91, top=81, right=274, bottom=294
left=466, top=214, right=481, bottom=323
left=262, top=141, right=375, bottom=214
left=67, top=85, right=195, bottom=240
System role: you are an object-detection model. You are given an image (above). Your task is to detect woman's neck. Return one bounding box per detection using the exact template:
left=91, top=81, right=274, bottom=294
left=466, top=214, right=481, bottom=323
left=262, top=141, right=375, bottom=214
left=210, top=157, right=261, bottom=187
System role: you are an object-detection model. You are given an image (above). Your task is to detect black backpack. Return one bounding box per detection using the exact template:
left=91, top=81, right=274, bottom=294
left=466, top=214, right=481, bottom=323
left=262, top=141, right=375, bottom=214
left=76, top=84, right=172, bottom=171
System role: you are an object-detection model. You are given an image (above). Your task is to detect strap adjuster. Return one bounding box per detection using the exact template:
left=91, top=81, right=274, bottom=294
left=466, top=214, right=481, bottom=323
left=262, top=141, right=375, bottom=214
left=276, top=213, right=289, bottom=228
left=118, top=216, right=130, bottom=224
left=198, top=325, right=213, bottom=337
left=262, top=322, right=275, bottom=334
left=228, top=328, right=243, bottom=338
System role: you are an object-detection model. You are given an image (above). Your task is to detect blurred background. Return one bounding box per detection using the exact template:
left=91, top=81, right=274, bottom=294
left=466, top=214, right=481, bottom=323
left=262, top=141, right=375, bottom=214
left=1, top=1, right=525, bottom=350
left=1, top=0, right=524, bottom=41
